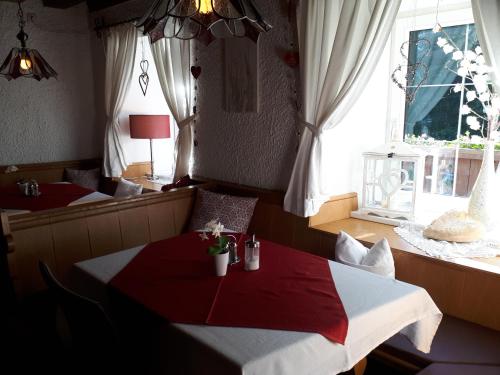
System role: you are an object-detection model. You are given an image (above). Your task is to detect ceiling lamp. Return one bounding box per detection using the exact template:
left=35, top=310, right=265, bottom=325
left=136, top=0, right=272, bottom=45
left=0, top=0, right=57, bottom=81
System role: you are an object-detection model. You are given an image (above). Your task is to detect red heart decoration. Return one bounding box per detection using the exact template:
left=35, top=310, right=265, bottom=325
left=191, top=66, right=201, bottom=79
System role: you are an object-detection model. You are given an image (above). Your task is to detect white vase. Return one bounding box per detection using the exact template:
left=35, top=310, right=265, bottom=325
left=214, top=252, right=229, bottom=277
left=468, top=140, right=499, bottom=230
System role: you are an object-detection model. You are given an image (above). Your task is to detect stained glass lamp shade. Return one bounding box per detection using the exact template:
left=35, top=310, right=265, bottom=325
left=136, top=0, right=272, bottom=45
left=0, top=1, right=57, bottom=81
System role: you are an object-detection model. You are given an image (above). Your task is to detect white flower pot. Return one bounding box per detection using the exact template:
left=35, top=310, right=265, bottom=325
left=214, top=252, right=229, bottom=277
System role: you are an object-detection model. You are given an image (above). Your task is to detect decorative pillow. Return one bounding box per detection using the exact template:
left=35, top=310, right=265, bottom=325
left=335, top=231, right=395, bottom=278
left=114, top=178, right=143, bottom=197
left=161, top=175, right=197, bottom=192
left=188, top=189, right=258, bottom=233
left=65, top=168, right=100, bottom=191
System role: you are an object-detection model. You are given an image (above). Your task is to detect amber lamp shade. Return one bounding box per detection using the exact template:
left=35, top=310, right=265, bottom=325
left=129, top=115, right=171, bottom=180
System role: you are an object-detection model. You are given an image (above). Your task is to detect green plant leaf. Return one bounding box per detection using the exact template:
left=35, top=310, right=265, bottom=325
left=208, top=246, right=221, bottom=255
left=219, top=236, right=229, bottom=248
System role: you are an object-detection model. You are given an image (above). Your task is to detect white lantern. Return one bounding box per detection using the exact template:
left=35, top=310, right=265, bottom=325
left=352, top=142, right=424, bottom=224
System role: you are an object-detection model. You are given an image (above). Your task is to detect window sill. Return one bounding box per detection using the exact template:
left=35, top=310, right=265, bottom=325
left=311, top=217, right=500, bottom=276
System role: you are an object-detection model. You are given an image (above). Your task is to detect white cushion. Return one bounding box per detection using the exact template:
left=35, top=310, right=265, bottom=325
left=114, top=178, right=143, bottom=197
left=335, top=231, right=395, bottom=278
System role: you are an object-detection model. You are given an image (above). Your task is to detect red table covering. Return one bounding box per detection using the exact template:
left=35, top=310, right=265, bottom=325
left=0, top=183, right=94, bottom=211
left=110, top=232, right=348, bottom=344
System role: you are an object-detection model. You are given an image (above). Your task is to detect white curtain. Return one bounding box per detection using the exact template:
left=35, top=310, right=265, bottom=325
left=103, top=23, right=138, bottom=177
left=471, top=0, right=500, bottom=92
left=151, top=38, right=194, bottom=181
left=283, top=0, right=401, bottom=217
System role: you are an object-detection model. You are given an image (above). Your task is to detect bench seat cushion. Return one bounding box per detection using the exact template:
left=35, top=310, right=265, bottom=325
left=418, top=363, right=500, bottom=375
left=383, top=315, right=500, bottom=366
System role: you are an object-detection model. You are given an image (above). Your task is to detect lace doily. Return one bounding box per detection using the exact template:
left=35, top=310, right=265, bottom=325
left=394, top=222, right=500, bottom=259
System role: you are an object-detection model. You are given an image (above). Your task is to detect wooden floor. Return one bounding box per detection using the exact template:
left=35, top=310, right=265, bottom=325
left=2, top=292, right=412, bottom=375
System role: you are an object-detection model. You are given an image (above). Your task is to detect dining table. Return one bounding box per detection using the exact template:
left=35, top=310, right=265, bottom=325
left=70, top=232, right=442, bottom=375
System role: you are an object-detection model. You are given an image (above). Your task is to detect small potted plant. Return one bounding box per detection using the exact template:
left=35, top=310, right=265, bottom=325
left=200, top=219, right=230, bottom=276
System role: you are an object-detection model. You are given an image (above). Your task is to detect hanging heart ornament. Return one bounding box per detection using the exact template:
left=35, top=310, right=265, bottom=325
left=191, top=65, right=201, bottom=79
left=139, top=59, right=149, bottom=96
left=391, top=38, right=431, bottom=103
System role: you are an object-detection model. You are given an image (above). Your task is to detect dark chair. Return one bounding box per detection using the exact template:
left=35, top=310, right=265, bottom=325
left=38, top=261, right=119, bottom=373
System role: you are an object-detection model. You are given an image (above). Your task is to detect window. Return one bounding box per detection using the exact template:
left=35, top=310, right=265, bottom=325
left=387, top=1, right=499, bottom=222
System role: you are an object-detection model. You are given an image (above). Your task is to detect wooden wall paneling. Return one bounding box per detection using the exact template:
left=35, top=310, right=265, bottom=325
left=173, top=197, right=194, bottom=235
left=460, top=271, right=500, bottom=330
left=86, top=212, right=122, bottom=257
left=50, top=218, right=92, bottom=285
left=118, top=206, right=151, bottom=248
left=148, top=201, right=176, bottom=242
left=318, top=232, right=337, bottom=260
left=292, top=216, right=323, bottom=255
left=247, top=202, right=276, bottom=240
left=393, top=250, right=466, bottom=315
left=265, top=205, right=296, bottom=247
left=10, top=225, right=55, bottom=295
left=308, top=194, right=358, bottom=227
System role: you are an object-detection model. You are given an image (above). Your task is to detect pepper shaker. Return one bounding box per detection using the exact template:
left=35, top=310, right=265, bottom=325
left=244, top=234, right=260, bottom=271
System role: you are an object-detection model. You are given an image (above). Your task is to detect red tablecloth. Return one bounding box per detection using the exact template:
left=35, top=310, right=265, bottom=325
left=110, top=232, right=348, bottom=344
left=0, top=183, right=94, bottom=211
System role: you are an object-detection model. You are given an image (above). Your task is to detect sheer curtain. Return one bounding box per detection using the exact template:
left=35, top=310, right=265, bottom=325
left=151, top=38, right=195, bottom=181
left=284, top=0, right=401, bottom=217
left=471, top=0, right=500, bottom=92
left=103, top=23, right=138, bottom=177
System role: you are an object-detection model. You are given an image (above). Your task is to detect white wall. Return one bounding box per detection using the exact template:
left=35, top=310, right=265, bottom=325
left=0, top=0, right=100, bottom=165
left=193, top=0, right=390, bottom=195
left=118, top=36, right=176, bottom=178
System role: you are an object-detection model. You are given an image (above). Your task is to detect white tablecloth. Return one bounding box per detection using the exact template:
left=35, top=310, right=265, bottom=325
left=72, top=245, right=442, bottom=375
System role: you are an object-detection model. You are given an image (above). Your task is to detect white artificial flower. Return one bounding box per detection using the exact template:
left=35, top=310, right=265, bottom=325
left=479, top=92, right=491, bottom=102
left=475, top=46, right=482, bottom=55
left=491, top=96, right=500, bottom=111
left=471, top=135, right=483, bottom=143
left=476, top=55, right=486, bottom=65
left=466, top=91, right=477, bottom=102
left=205, top=219, right=219, bottom=231
left=212, top=222, right=224, bottom=238
left=468, top=63, right=479, bottom=72
left=476, top=64, right=490, bottom=75
left=453, top=83, right=463, bottom=93
left=199, top=232, right=209, bottom=241
left=461, top=104, right=472, bottom=115
left=460, top=59, right=471, bottom=69
left=452, top=51, right=464, bottom=60
left=437, top=37, right=448, bottom=47
left=457, top=67, right=468, bottom=77
left=466, top=116, right=481, bottom=130
left=465, top=50, right=477, bottom=61
left=432, top=23, right=442, bottom=33
left=443, top=44, right=454, bottom=54
left=473, top=76, right=488, bottom=93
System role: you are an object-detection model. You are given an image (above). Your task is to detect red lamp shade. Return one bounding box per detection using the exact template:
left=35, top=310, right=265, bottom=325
left=129, top=115, right=170, bottom=139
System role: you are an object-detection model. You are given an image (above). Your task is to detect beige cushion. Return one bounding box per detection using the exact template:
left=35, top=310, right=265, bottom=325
left=114, top=178, right=143, bottom=197
left=335, top=231, right=395, bottom=278
left=65, top=168, right=100, bottom=191
left=188, top=189, right=258, bottom=233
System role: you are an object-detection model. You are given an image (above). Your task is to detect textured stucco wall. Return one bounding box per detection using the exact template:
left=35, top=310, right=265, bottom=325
left=0, top=0, right=100, bottom=165
left=192, top=0, right=299, bottom=191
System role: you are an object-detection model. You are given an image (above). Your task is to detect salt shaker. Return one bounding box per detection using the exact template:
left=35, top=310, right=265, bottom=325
left=244, top=234, right=260, bottom=271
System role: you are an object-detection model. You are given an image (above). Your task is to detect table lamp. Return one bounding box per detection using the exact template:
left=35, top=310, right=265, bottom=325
left=129, top=114, right=170, bottom=180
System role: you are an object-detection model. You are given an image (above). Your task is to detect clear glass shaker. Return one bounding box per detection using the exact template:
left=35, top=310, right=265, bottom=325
left=244, top=234, right=260, bottom=271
